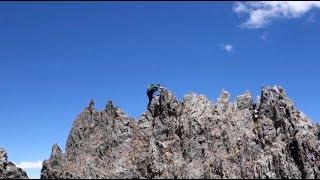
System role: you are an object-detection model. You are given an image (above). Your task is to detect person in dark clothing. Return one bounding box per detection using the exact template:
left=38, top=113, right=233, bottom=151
left=147, top=84, right=161, bottom=106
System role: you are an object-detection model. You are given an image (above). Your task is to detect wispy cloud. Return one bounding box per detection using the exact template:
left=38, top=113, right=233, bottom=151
left=15, top=160, right=42, bottom=169
left=306, top=13, right=316, bottom=23
left=261, top=32, right=267, bottom=40
left=223, top=44, right=233, bottom=52
left=233, top=1, right=320, bottom=29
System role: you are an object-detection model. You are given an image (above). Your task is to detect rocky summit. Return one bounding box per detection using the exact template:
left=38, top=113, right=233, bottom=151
left=0, top=148, right=28, bottom=179
left=40, top=86, right=320, bottom=179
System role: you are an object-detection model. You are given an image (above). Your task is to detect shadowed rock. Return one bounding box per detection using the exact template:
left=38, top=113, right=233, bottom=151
left=0, top=148, right=28, bottom=179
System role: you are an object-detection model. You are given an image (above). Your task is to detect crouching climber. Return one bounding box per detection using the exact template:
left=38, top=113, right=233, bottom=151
left=147, top=83, right=163, bottom=107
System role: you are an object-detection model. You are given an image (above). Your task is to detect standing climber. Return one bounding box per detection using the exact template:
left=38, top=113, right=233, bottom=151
left=147, top=84, right=162, bottom=106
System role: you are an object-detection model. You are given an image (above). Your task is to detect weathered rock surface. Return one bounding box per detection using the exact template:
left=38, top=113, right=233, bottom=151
left=0, top=148, right=28, bottom=179
left=41, top=86, right=320, bottom=179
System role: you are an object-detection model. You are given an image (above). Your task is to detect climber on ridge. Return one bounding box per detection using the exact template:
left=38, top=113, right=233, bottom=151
left=147, top=83, right=163, bottom=107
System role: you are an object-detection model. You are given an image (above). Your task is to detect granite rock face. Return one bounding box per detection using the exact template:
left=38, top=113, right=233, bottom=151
left=0, top=148, right=28, bottom=179
left=41, top=86, right=320, bottom=179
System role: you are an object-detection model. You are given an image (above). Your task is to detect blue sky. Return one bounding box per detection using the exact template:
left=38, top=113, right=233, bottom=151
left=0, top=2, right=320, bottom=178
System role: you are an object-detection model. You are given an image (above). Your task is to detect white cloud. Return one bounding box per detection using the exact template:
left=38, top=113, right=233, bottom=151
left=15, top=160, right=42, bottom=169
left=223, top=44, right=233, bottom=52
left=233, top=1, right=320, bottom=28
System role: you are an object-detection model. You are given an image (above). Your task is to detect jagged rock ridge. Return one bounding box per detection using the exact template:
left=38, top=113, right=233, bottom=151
left=41, top=86, right=320, bottom=179
left=0, top=148, right=28, bottom=179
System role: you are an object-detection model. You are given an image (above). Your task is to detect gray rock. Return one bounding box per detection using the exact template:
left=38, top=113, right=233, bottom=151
left=0, top=149, right=7, bottom=162
left=236, top=91, right=253, bottom=110
left=0, top=148, right=28, bottom=179
left=41, top=85, right=320, bottom=179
